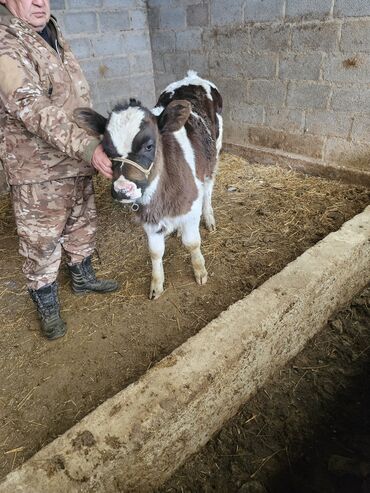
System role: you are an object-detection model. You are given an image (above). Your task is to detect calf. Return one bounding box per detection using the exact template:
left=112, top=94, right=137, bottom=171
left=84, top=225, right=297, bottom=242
left=75, top=71, right=223, bottom=299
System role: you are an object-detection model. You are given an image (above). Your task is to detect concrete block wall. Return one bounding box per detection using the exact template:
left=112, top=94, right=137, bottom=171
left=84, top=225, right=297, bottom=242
left=2, top=0, right=370, bottom=193
left=0, top=0, right=156, bottom=192
left=148, top=0, right=370, bottom=173
left=51, top=0, right=156, bottom=114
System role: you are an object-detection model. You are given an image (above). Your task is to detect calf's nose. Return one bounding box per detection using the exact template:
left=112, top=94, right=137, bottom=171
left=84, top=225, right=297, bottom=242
left=113, top=176, right=135, bottom=194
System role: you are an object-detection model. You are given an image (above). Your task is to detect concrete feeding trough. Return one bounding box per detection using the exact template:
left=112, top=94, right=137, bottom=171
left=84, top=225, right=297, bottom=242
left=0, top=199, right=369, bottom=492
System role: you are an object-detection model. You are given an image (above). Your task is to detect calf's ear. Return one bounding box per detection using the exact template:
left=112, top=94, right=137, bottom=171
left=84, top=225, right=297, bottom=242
left=73, top=108, right=107, bottom=136
left=157, top=100, right=191, bottom=133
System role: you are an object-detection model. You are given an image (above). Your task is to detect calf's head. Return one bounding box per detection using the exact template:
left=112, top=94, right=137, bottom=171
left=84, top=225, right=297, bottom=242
left=74, top=98, right=192, bottom=204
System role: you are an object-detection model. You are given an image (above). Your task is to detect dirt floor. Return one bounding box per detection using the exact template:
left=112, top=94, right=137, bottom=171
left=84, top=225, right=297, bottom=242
left=0, top=153, right=369, bottom=481
left=159, top=286, right=370, bottom=493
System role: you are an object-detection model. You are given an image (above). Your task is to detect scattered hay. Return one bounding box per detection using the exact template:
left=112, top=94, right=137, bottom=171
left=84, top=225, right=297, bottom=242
left=0, top=152, right=369, bottom=479
left=85, top=151, right=369, bottom=303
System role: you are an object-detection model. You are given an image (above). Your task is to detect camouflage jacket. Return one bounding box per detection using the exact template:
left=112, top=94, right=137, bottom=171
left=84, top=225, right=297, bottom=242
left=0, top=5, right=100, bottom=185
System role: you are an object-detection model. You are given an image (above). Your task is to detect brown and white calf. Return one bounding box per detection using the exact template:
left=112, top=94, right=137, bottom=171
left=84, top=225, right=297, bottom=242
left=75, top=71, right=223, bottom=299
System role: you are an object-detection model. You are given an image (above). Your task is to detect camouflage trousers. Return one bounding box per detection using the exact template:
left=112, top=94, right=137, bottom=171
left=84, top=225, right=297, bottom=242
left=11, top=176, right=97, bottom=290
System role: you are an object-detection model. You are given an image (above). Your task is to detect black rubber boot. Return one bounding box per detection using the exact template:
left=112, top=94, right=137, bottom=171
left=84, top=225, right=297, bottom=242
left=28, top=282, right=67, bottom=340
left=68, top=256, right=118, bottom=294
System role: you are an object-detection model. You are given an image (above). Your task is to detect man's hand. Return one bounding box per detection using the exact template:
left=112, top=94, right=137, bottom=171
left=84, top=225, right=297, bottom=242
left=91, top=144, right=113, bottom=179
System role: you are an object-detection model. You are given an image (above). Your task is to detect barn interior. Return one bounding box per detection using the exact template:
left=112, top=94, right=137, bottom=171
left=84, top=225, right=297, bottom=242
left=0, top=1, right=369, bottom=492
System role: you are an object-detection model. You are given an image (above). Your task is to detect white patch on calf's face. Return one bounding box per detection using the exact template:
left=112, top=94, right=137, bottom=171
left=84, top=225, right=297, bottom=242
left=107, top=107, right=145, bottom=158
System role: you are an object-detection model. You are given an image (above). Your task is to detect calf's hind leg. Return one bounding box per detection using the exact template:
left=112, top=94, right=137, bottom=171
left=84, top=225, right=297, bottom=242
left=181, top=219, right=208, bottom=286
left=202, top=177, right=216, bottom=232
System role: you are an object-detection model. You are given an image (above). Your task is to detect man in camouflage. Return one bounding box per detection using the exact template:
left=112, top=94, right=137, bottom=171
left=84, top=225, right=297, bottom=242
left=0, top=0, right=119, bottom=340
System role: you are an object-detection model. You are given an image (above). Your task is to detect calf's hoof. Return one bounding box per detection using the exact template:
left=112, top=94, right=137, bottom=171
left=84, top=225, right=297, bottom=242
left=204, top=214, right=216, bottom=232
left=195, top=270, right=208, bottom=286
left=149, top=282, right=164, bottom=300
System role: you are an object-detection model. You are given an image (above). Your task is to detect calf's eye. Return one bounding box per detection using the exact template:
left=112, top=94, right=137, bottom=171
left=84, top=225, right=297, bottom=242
left=145, top=144, right=153, bottom=152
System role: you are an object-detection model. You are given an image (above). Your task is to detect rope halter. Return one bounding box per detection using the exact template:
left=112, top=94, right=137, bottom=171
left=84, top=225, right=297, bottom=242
left=111, top=156, right=154, bottom=180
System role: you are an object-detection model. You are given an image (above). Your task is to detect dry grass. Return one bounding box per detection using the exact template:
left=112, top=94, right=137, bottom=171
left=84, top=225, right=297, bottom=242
left=0, top=152, right=368, bottom=478
left=0, top=151, right=368, bottom=329
left=0, top=151, right=369, bottom=326
left=84, top=152, right=369, bottom=303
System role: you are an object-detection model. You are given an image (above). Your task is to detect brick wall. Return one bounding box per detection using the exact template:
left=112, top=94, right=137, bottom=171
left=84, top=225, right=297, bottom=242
left=148, top=0, right=370, bottom=173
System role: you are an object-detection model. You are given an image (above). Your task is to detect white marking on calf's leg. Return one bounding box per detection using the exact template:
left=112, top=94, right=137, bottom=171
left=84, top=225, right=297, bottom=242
left=202, top=177, right=216, bottom=232
left=201, top=112, right=222, bottom=231
left=146, top=228, right=165, bottom=300
left=181, top=219, right=207, bottom=286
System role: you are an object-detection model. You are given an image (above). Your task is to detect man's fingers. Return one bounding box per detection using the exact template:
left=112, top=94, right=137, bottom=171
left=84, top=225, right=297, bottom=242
left=91, top=144, right=113, bottom=179
left=97, top=166, right=113, bottom=178
left=100, top=158, right=113, bottom=173
left=94, top=165, right=112, bottom=179
left=92, top=160, right=113, bottom=179
left=97, top=161, right=111, bottom=173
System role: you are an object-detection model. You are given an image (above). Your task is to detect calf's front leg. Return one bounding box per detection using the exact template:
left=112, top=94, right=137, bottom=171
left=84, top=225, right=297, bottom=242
left=181, top=219, right=208, bottom=286
left=146, top=230, right=165, bottom=300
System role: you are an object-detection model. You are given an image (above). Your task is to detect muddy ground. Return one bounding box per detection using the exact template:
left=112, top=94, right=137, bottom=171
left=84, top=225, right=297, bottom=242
left=0, top=153, right=369, bottom=480
left=159, top=286, right=370, bottom=493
